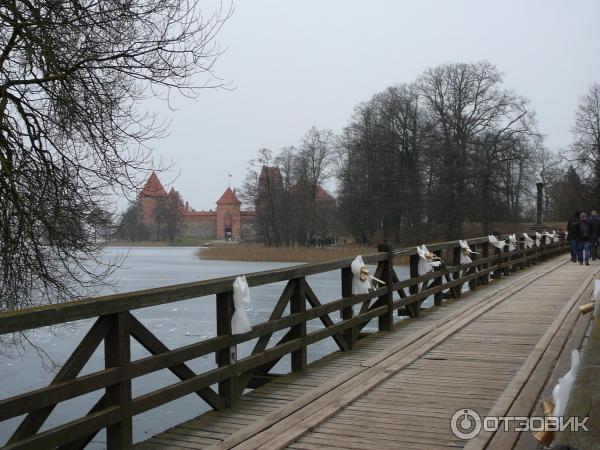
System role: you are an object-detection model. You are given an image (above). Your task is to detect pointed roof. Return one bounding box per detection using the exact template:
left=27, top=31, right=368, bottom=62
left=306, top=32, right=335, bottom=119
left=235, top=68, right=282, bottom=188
left=259, top=166, right=282, bottom=183
left=315, top=186, right=334, bottom=202
left=140, top=171, right=167, bottom=197
left=216, top=187, right=241, bottom=204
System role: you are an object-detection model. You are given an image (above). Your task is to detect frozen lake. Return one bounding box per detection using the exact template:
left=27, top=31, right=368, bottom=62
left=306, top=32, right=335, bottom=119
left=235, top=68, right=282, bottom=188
left=0, top=246, right=411, bottom=448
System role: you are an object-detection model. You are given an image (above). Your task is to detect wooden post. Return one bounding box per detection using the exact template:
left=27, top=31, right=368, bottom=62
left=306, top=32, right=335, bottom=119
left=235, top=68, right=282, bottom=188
left=491, top=245, right=502, bottom=279
left=407, top=254, right=420, bottom=318
left=518, top=239, right=525, bottom=270
left=468, top=243, right=478, bottom=291
left=450, top=246, right=461, bottom=300
left=377, top=242, right=394, bottom=331
left=341, top=266, right=356, bottom=349
left=105, top=312, right=132, bottom=450
left=536, top=182, right=544, bottom=226
left=481, top=242, right=490, bottom=285
left=216, top=291, right=238, bottom=408
left=290, top=277, right=307, bottom=373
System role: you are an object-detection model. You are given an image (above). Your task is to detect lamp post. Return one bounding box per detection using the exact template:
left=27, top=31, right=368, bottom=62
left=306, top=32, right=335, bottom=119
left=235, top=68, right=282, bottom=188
left=536, top=182, right=544, bottom=226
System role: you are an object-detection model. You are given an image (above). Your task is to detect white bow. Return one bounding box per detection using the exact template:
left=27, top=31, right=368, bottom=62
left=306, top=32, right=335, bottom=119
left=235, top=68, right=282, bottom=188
left=552, top=349, right=580, bottom=417
left=552, top=230, right=559, bottom=243
left=508, top=234, right=517, bottom=252
left=535, top=232, right=542, bottom=247
left=488, top=235, right=506, bottom=250
left=458, top=240, right=477, bottom=264
left=523, top=233, right=534, bottom=249
left=231, top=276, right=252, bottom=334
left=416, top=244, right=442, bottom=276
left=351, top=255, right=385, bottom=295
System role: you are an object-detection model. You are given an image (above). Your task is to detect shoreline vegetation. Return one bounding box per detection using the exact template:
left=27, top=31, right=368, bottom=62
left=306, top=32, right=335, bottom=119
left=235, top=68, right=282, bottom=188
left=197, top=243, right=384, bottom=263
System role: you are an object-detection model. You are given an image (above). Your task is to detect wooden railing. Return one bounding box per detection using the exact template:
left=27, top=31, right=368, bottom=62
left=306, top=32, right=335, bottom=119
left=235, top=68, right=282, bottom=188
left=0, top=233, right=568, bottom=450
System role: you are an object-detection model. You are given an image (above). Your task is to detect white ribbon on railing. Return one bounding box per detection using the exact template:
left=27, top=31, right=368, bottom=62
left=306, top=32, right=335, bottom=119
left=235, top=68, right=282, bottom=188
left=508, top=234, right=517, bottom=252
left=416, top=244, right=442, bottom=276
left=459, top=240, right=477, bottom=264
left=523, top=233, right=534, bottom=249
left=535, top=232, right=542, bottom=247
left=351, top=255, right=385, bottom=295
left=552, top=349, right=580, bottom=418
left=488, top=235, right=506, bottom=250
left=543, top=231, right=552, bottom=245
left=593, top=279, right=600, bottom=318
left=552, top=230, right=559, bottom=243
left=231, top=275, right=252, bottom=334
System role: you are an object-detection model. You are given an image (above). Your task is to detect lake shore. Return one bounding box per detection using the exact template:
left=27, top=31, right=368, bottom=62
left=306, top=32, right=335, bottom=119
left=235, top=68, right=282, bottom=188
left=197, top=243, right=384, bottom=263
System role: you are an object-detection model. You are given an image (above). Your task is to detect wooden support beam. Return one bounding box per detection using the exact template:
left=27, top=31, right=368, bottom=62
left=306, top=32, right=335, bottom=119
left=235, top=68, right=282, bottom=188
left=481, top=241, right=490, bottom=285
left=377, top=242, right=394, bottom=332
left=407, top=254, right=420, bottom=318
left=304, top=282, right=348, bottom=351
left=216, top=291, right=238, bottom=408
left=290, top=278, right=307, bottom=373
left=341, top=266, right=356, bottom=349
left=7, top=316, right=111, bottom=444
left=104, top=312, right=132, bottom=450
left=128, top=314, right=226, bottom=410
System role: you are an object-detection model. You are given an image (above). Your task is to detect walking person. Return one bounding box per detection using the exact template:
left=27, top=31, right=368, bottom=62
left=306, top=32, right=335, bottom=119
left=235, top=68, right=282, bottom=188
left=578, top=212, right=592, bottom=265
left=566, top=211, right=581, bottom=262
left=589, top=210, right=600, bottom=260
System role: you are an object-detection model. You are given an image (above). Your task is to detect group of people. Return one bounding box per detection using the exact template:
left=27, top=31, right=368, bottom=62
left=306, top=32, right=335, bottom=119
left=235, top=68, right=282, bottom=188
left=566, top=210, right=600, bottom=265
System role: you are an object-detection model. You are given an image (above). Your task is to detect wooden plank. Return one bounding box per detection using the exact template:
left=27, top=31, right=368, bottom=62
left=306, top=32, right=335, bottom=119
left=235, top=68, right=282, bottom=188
left=463, top=265, right=600, bottom=450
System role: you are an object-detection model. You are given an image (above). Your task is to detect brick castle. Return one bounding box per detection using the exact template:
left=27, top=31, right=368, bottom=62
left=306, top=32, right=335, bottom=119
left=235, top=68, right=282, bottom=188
left=138, top=171, right=256, bottom=240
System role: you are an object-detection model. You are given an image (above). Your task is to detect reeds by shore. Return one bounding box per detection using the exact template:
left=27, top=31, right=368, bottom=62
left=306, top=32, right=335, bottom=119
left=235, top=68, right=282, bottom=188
left=197, top=243, right=379, bottom=263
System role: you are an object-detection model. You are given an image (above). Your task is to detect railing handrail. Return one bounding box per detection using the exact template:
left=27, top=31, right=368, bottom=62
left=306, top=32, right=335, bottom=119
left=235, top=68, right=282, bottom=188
left=0, top=234, right=547, bottom=335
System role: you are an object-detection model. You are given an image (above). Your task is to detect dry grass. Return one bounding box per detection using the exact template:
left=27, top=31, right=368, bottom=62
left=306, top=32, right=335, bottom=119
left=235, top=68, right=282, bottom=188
left=198, top=244, right=380, bottom=263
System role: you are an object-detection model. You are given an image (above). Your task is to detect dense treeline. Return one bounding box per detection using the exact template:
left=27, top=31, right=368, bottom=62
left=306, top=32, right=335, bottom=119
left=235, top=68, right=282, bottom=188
left=338, top=61, right=539, bottom=241
left=243, top=62, right=600, bottom=245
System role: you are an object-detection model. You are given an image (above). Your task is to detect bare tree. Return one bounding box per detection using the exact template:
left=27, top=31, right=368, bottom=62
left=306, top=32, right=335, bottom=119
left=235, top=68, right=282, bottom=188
left=0, top=1, right=231, bottom=310
left=295, top=127, right=335, bottom=244
left=572, top=82, right=600, bottom=197
left=418, top=61, right=531, bottom=238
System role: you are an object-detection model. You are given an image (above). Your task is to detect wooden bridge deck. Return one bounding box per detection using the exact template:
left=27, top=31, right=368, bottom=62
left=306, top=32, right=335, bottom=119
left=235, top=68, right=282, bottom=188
left=134, top=257, right=598, bottom=450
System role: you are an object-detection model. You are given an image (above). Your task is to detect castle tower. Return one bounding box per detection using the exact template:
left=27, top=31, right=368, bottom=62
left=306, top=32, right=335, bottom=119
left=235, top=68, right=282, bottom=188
left=216, top=187, right=241, bottom=240
left=138, top=171, right=167, bottom=224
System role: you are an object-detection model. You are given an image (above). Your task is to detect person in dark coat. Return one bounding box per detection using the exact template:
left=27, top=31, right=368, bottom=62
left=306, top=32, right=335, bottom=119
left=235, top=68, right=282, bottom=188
left=589, top=210, right=600, bottom=260
left=577, top=212, right=592, bottom=265
left=566, top=211, right=581, bottom=262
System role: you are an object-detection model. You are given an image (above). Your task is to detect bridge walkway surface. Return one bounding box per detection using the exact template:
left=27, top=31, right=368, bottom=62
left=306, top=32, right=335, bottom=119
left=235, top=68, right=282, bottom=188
left=134, top=257, right=598, bottom=450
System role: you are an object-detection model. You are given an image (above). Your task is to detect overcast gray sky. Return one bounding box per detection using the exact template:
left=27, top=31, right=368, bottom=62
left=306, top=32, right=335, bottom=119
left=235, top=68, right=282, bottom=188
left=144, top=0, right=600, bottom=212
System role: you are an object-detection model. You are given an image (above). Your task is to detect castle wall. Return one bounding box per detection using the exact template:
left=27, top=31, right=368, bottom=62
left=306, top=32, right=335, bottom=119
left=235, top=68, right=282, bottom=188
left=216, top=203, right=241, bottom=239
left=182, top=219, right=216, bottom=239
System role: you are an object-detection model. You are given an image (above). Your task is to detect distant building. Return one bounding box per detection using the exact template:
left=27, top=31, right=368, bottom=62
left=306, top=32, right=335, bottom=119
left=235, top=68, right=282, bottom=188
left=138, top=172, right=256, bottom=240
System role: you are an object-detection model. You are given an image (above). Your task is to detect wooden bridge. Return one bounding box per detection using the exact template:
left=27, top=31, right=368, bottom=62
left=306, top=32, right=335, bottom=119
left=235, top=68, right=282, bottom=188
left=0, top=234, right=598, bottom=450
